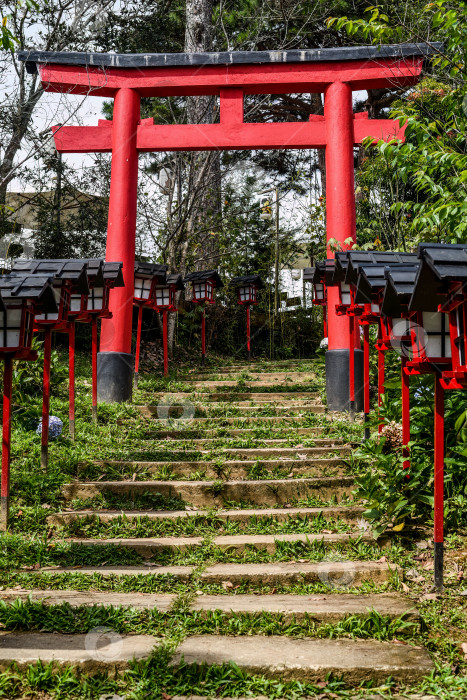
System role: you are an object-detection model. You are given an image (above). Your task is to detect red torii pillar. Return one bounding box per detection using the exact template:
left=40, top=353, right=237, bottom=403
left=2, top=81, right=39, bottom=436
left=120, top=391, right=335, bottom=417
left=19, top=47, right=428, bottom=404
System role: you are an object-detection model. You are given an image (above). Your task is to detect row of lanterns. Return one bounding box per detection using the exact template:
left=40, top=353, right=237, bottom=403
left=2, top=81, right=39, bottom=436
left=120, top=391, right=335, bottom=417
left=306, top=244, right=467, bottom=590
left=0, top=258, right=124, bottom=530
left=133, top=267, right=263, bottom=370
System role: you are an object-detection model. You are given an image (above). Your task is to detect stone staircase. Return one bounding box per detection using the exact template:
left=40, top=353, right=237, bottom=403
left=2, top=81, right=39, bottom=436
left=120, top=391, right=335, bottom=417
left=0, top=359, right=434, bottom=689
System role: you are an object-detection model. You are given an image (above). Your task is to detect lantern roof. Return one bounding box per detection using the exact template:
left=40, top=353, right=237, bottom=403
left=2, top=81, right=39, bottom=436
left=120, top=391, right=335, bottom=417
left=184, top=270, right=224, bottom=288
left=11, top=259, right=89, bottom=294
left=231, top=274, right=264, bottom=289
left=0, top=273, right=58, bottom=313
left=381, top=263, right=420, bottom=316
left=333, top=252, right=350, bottom=283
left=354, top=260, right=417, bottom=305
left=345, top=250, right=417, bottom=285
left=166, top=273, right=185, bottom=290
left=103, top=261, right=124, bottom=287
left=303, top=267, right=316, bottom=282
left=134, top=261, right=168, bottom=282
left=410, top=243, right=467, bottom=312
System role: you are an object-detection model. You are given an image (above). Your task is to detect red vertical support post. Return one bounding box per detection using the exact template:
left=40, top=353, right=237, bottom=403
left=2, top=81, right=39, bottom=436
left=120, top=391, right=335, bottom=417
left=68, top=321, right=76, bottom=441
left=163, top=309, right=169, bottom=377
left=349, top=316, right=355, bottom=420
left=324, top=82, right=359, bottom=412
left=92, top=316, right=98, bottom=422
left=401, top=357, right=410, bottom=474
left=434, top=373, right=445, bottom=590
left=363, top=324, right=370, bottom=440
left=134, top=305, right=143, bottom=388
left=99, top=87, right=140, bottom=403
left=377, top=325, right=385, bottom=434
left=41, top=328, right=52, bottom=470
left=1, top=357, right=13, bottom=531
left=201, top=309, right=206, bottom=367
left=246, top=305, right=251, bottom=362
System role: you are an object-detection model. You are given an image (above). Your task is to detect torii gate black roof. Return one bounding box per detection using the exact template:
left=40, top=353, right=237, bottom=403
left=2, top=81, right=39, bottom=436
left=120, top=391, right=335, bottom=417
left=17, top=43, right=442, bottom=73
left=410, top=243, right=467, bottom=312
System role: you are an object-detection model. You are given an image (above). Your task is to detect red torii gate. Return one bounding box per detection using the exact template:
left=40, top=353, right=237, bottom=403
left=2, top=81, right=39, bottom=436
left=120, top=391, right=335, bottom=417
left=19, top=45, right=436, bottom=404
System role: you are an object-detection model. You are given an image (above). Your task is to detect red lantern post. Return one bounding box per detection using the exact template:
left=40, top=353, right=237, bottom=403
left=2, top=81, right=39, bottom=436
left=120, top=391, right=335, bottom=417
left=232, top=275, right=263, bottom=362
left=153, top=274, right=184, bottom=377
left=184, top=271, right=223, bottom=366
left=0, top=273, right=57, bottom=529
left=133, top=262, right=168, bottom=387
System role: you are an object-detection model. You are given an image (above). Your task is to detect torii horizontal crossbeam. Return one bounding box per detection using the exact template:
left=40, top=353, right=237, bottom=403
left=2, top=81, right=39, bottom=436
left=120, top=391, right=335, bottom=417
left=53, top=112, right=405, bottom=153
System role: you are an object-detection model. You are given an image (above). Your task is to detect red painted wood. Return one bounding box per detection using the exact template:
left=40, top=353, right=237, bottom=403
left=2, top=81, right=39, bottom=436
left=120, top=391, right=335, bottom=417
left=377, top=330, right=385, bottom=434
left=434, top=374, right=444, bottom=545
left=91, top=316, right=98, bottom=420
left=220, top=88, right=244, bottom=124
left=246, top=305, right=251, bottom=354
left=163, top=309, right=168, bottom=377
left=68, top=321, right=75, bottom=440
left=401, top=358, right=410, bottom=473
left=39, top=58, right=424, bottom=98
left=363, top=324, right=370, bottom=416
left=52, top=117, right=405, bottom=154
left=201, top=309, right=206, bottom=361
left=135, top=305, right=143, bottom=376
left=41, top=328, right=52, bottom=469
left=325, top=82, right=355, bottom=352
left=100, top=88, right=140, bottom=355
left=1, top=357, right=13, bottom=528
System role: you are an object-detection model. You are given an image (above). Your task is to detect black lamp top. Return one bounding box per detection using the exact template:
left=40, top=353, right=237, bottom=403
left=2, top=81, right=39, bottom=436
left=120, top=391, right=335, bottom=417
left=303, top=267, right=316, bottom=282
left=184, top=270, right=224, bottom=288
left=381, top=263, right=420, bottom=316
left=165, top=273, right=185, bottom=290
left=11, top=259, right=89, bottom=294
left=345, top=250, right=417, bottom=285
left=231, top=274, right=264, bottom=289
left=0, top=273, right=58, bottom=313
left=410, top=243, right=467, bottom=312
left=134, top=261, right=168, bottom=281
left=102, top=262, right=124, bottom=287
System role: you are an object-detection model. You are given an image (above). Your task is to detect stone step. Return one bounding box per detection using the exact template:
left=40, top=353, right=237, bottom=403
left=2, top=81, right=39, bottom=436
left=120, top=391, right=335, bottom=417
left=179, top=382, right=316, bottom=389
left=90, top=458, right=346, bottom=480
left=187, top=392, right=318, bottom=401
left=141, top=416, right=326, bottom=425
left=0, top=590, right=417, bottom=622
left=138, top=443, right=349, bottom=455
left=151, top=427, right=328, bottom=439
left=180, top=372, right=316, bottom=379
left=137, top=404, right=325, bottom=416
left=39, top=560, right=398, bottom=586
left=0, top=632, right=157, bottom=671
left=48, top=505, right=364, bottom=527
left=63, top=476, right=355, bottom=507
left=66, top=531, right=373, bottom=556
left=172, top=636, right=432, bottom=684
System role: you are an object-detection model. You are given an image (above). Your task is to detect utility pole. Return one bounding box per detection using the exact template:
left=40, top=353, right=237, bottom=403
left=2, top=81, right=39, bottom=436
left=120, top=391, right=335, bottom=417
left=274, top=187, right=280, bottom=315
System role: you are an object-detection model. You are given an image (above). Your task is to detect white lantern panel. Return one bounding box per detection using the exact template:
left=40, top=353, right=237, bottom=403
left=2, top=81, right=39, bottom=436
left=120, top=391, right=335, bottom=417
left=371, top=303, right=379, bottom=313
left=314, top=283, right=324, bottom=301
left=88, top=287, right=104, bottom=311
left=0, top=301, right=23, bottom=348
left=70, top=294, right=83, bottom=312
left=422, top=311, right=442, bottom=332
left=134, top=277, right=153, bottom=300
left=156, top=287, right=171, bottom=306
left=193, top=282, right=207, bottom=300
left=239, top=285, right=255, bottom=302
left=340, top=283, right=351, bottom=306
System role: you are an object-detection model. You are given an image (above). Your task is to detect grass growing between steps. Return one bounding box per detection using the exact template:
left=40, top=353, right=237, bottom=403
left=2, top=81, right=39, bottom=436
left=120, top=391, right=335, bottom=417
left=50, top=513, right=358, bottom=539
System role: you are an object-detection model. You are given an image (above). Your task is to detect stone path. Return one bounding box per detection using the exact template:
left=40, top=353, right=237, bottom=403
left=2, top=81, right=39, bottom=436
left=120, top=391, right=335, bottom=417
left=2, top=359, right=434, bottom=688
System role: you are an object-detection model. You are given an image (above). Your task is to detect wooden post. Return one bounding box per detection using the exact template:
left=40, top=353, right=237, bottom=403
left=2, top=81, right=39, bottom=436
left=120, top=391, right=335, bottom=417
left=401, top=357, right=410, bottom=474
left=434, top=373, right=445, bottom=590
left=92, top=316, right=98, bottom=422
left=163, top=308, right=168, bottom=377
left=68, top=320, right=75, bottom=440
left=0, top=357, right=13, bottom=531
left=363, top=324, right=370, bottom=440
left=246, top=305, right=251, bottom=362
left=41, top=328, right=52, bottom=470
left=201, top=308, right=206, bottom=367
left=134, top=304, right=143, bottom=388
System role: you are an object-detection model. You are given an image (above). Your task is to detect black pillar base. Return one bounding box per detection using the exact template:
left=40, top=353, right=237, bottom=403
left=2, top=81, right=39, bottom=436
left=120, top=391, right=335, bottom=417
left=325, top=349, right=364, bottom=413
left=434, top=541, right=444, bottom=591
left=97, top=351, right=134, bottom=404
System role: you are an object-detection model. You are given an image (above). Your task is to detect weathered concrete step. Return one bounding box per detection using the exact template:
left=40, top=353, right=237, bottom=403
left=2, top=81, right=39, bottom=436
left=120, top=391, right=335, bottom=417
left=172, top=636, right=432, bottom=684
left=39, top=560, right=398, bottom=585
left=0, top=590, right=417, bottom=622
left=92, top=458, right=346, bottom=480
left=0, top=632, right=157, bottom=671
left=189, top=392, right=318, bottom=401
left=143, top=443, right=349, bottom=455
left=153, top=427, right=330, bottom=438
left=63, top=476, right=355, bottom=506
left=137, top=404, right=325, bottom=416
left=181, top=382, right=316, bottom=389
left=48, top=505, right=364, bottom=527
left=149, top=439, right=346, bottom=448
left=67, top=532, right=373, bottom=556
